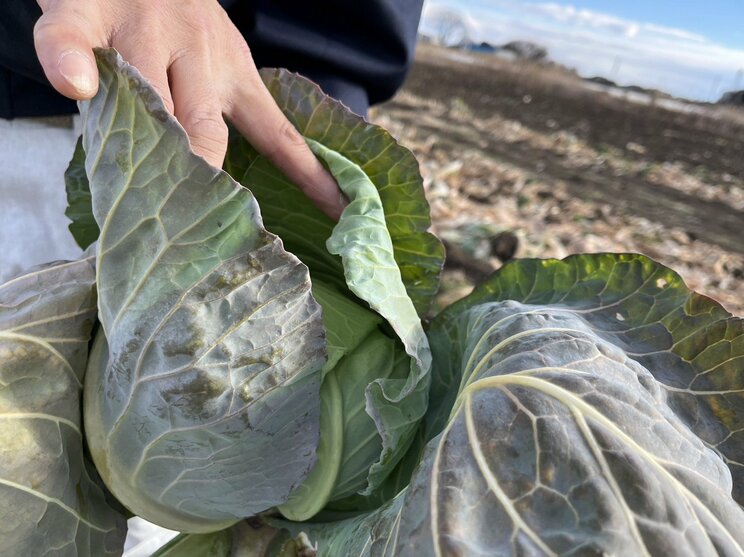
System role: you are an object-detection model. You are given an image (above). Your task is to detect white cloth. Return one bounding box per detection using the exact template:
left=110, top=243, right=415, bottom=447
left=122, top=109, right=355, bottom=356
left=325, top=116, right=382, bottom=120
left=0, top=116, right=84, bottom=280
left=123, top=518, right=179, bottom=557
left=0, top=116, right=178, bottom=554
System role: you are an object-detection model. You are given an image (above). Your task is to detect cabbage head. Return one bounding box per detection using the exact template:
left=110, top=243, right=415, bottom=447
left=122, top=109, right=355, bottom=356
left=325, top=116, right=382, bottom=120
left=68, top=49, right=443, bottom=532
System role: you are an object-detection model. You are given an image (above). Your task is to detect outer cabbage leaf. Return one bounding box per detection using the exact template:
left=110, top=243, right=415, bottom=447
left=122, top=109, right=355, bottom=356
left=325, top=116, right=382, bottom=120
left=65, top=136, right=99, bottom=250
left=279, top=140, right=433, bottom=519
left=428, top=253, right=744, bottom=495
left=80, top=49, right=326, bottom=532
left=314, top=139, right=433, bottom=488
left=226, top=68, right=444, bottom=317
left=269, top=254, right=744, bottom=556
left=0, top=258, right=127, bottom=556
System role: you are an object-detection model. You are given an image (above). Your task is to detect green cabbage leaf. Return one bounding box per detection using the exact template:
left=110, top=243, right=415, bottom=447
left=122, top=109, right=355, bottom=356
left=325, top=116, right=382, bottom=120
left=80, top=50, right=326, bottom=533
left=0, top=257, right=127, bottom=556
left=277, top=139, right=433, bottom=520
left=243, top=254, right=744, bottom=556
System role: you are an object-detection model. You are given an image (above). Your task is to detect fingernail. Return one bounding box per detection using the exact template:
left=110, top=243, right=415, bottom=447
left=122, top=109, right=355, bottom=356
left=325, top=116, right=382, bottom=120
left=57, top=50, right=96, bottom=96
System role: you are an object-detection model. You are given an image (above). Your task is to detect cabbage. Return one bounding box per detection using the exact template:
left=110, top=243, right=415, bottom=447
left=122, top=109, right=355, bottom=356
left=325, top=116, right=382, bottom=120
left=71, top=49, right=440, bottom=532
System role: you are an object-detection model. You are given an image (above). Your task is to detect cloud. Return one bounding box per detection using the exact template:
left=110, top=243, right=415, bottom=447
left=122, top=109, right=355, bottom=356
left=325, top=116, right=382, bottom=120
left=642, top=23, right=706, bottom=43
left=525, top=3, right=640, bottom=38
left=421, top=0, right=744, bottom=100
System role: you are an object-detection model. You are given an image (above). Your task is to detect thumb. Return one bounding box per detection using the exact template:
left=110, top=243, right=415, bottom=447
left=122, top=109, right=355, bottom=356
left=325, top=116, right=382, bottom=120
left=33, top=3, right=101, bottom=99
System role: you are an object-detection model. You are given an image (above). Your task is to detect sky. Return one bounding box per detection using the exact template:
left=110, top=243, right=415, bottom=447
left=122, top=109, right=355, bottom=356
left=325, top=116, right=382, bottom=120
left=553, top=1, right=744, bottom=48
left=420, top=0, right=744, bottom=101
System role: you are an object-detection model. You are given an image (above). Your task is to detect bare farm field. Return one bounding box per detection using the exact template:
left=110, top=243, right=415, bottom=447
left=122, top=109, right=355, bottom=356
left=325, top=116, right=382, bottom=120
left=371, top=44, right=744, bottom=314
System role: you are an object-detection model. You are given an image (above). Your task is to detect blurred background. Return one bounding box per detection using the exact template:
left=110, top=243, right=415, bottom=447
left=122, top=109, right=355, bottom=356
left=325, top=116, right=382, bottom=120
left=369, top=0, right=744, bottom=314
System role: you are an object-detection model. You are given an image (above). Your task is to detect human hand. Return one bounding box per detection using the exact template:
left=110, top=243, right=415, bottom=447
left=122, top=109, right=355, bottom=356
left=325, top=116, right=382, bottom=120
left=33, top=0, right=345, bottom=220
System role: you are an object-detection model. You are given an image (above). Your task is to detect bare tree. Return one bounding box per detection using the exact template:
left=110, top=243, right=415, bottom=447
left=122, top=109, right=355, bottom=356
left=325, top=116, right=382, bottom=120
left=433, top=10, right=469, bottom=47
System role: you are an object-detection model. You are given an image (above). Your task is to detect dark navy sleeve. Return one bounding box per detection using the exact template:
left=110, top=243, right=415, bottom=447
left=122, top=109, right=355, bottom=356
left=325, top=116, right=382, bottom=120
left=239, top=0, right=424, bottom=115
left=1, top=1, right=44, bottom=80
left=0, top=1, right=77, bottom=117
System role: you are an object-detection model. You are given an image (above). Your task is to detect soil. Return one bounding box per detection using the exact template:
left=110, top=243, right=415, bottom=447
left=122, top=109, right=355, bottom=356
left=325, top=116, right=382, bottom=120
left=370, top=44, right=744, bottom=314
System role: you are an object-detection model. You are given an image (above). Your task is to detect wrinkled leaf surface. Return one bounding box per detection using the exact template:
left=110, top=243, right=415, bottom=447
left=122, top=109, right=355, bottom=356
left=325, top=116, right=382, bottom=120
left=0, top=258, right=127, bottom=556
left=81, top=49, right=326, bottom=532
left=275, top=254, right=744, bottom=556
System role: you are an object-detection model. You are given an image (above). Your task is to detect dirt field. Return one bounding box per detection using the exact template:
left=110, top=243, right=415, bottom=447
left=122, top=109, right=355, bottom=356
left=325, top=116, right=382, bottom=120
left=370, top=44, right=744, bottom=314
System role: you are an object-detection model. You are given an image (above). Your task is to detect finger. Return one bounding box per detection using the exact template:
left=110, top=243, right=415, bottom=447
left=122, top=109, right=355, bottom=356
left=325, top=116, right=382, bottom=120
left=169, top=52, right=228, bottom=168
left=33, top=0, right=101, bottom=99
left=114, top=41, right=174, bottom=114
left=226, top=65, right=346, bottom=221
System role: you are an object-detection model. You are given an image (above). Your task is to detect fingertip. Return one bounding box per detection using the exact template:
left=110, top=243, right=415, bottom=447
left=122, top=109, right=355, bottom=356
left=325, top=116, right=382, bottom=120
left=326, top=194, right=348, bottom=222
left=194, top=144, right=227, bottom=170
left=177, top=108, right=229, bottom=169
left=288, top=159, right=347, bottom=221
left=315, top=169, right=348, bottom=221
left=249, top=112, right=346, bottom=220
left=57, top=49, right=98, bottom=98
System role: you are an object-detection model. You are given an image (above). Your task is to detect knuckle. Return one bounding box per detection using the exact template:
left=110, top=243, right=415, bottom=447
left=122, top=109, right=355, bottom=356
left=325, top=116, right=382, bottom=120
left=33, top=15, right=64, bottom=39
left=181, top=18, right=211, bottom=42
left=233, top=34, right=252, bottom=59
left=174, top=1, right=220, bottom=43
left=182, top=108, right=228, bottom=152
left=184, top=109, right=227, bottom=136
left=230, top=33, right=253, bottom=63
left=33, top=8, right=102, bottom=44
left=144, top=0, right=175, bottom=19
left=278, top=120, right=306, bottom=149
left=33, top=16, right=51, bottom=39
left=263, top=120, right=307, bottom=163
left=36, top=0, right=56, bottom=12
